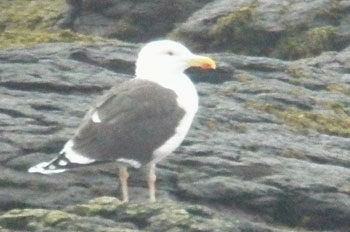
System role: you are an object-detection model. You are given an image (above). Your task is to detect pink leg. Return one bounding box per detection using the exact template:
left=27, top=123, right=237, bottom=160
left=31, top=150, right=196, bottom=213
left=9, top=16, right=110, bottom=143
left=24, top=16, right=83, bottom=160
left=119, top=167, right=129, bottom=203
left=148, top=164, right=156, bottom=202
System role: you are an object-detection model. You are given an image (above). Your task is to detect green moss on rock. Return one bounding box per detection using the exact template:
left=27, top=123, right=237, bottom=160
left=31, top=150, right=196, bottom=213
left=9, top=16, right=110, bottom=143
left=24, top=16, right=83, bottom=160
left=0, top=209, right=47, bottom=229
left=0, top=0, right=64, bottom=31
left=210, top=7, right=253, bottom=39
left=317, top=0, right=343, bottom=21
left=236, top=72, right=254, bottom=82
left=285, top=65, right=313, bottom=79
left=0, top=29, right=105, bottom=49
left=0, top=0, right=107, bottom=50
left=322, top=101, right=350, bottom=117
left=281, top=148, right=308, bottom=160
left=78, top=197, right=238, bottom=231
left=276, top=26, right=337, bottom=60
left=75, top=196, right=123, bottom=217
left=307, top=26, right=337, bottom=53
left=115, top=17, right=140, bottom=40
left=44, top=210, right=75, bottom=226
left=0, top=197, right=239, bottom=231
left=209, top=5, right=259, bottom=53
left=0, top=208, right=75, bottom=230
left=326, top=83, right=350, bottom=96
left=246, top=102, right=350, bottom=136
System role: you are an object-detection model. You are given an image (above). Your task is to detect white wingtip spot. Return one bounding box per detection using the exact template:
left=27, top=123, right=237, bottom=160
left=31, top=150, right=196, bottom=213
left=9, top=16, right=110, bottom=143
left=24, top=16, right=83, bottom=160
left=92, top=111, right=101, bottom=123
left=28, top=161, right=66, bottom=175
left=58, top=160, right=68, bottom=166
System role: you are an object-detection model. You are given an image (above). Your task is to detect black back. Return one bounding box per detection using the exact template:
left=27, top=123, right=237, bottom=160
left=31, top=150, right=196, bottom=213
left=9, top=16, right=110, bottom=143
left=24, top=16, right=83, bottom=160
left=71, top=79, right=185, bottom=165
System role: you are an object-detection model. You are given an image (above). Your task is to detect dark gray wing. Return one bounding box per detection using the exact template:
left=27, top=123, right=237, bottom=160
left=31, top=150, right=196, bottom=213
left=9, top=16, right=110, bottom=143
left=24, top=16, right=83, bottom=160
left=71, top=79, right=185, bottom=165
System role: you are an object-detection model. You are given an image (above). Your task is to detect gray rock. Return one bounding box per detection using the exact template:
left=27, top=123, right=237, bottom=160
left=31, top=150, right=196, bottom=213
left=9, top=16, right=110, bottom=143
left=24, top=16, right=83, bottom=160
left=1, top=41, right=350, bottom=231
left=170, top=0, right=350, bottom=59
left=0, top=196, right=287, bottom=232
left=58, top=0, right=350, bottom=59
left=60, top=0, right=212, bottom=41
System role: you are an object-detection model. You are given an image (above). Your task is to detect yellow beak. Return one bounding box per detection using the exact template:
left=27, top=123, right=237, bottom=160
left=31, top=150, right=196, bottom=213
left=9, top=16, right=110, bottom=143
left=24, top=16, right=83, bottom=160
left=188, top=56, right=216, bottom=70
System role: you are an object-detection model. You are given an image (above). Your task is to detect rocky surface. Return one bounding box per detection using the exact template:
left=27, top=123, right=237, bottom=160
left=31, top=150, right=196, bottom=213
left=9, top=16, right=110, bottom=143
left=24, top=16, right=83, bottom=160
left=58, top=0, right=350, bottom=60
left=0, top=196, right=243, bottom=232
left=0, top=0, right=106, bottom=50
left=2, top=0, right=350, bottom=60
left=60, top=0, right=213, bottom=42
left=1, top=40, right=350, bottom=231
left=171, top=0, right=350, bottom=59
left=1, top=0, right=350, bottom=232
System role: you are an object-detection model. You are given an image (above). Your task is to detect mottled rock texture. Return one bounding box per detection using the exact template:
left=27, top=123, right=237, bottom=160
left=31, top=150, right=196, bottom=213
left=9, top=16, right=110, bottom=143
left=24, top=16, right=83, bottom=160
left=171, top=0, right=350, bottom=59
left=1, top=40, right=350, bottom=231
left=0, top=197, right=241, bottom=232
left=59, top=0, right=350, bottom=60
left=60, top=0, right=213, bottom=42
left=1, top=0, right=350, bottom=232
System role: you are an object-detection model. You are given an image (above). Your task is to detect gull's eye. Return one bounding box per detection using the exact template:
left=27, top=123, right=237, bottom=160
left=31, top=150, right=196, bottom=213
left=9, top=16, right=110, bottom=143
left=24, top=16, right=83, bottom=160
left=166, top=51, right=175, bottom=56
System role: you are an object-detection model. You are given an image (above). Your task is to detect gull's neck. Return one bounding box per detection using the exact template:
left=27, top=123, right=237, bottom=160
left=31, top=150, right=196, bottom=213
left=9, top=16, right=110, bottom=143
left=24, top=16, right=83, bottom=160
left=135, top=70, right=189, bottom=89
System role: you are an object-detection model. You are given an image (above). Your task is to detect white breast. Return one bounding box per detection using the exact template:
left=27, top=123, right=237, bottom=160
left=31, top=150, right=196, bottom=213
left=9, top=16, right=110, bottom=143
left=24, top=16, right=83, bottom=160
left=151, top=74, right=198, bottom=164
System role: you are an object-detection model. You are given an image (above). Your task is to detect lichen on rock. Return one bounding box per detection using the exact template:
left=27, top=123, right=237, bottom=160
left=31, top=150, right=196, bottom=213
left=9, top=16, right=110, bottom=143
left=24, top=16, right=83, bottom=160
left=245, top=101, right=350, bottom=137
left=209, top=6, right=256, bottom=51
left=0, top=197, right=242, bottom=232
left=170, top=0, right=350, bottom=60
left=0, top=0, right=106, bottom=50
left=276, top=26, right=338, bottom=60
left=0, top=208, right=76, bottom=231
